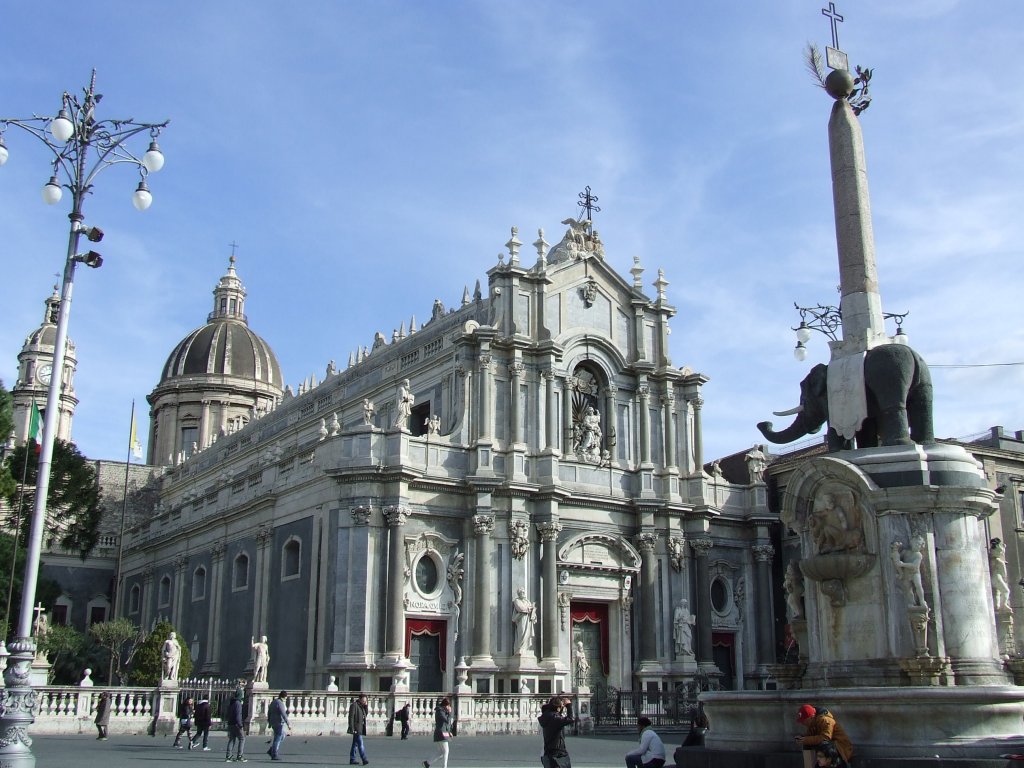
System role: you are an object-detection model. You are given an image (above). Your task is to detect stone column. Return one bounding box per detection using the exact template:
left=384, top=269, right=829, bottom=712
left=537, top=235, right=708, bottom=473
left=638, top=384, right=651, bottom=465
left=172, top=554, right=189, bottom=626
left=141, top=567, right=155, bottom=628
left=252, top=526, right=273, bottom=639
left=543, top=370, right=558, bottom=452
left=509, top=362, right=524, bottom=445
left=690, top=538, right=714, bottom=666
left=662, top=391, right=677, bottom=470
left=562, top=376, right=574, bottom=453
left=690, top=395, right=705, bottom=473
left=752, top=544, right=776, bottom=666
left=385, top=505, right=410, bottom=660
left=537, top=522, right=563, bottom=661
left=472, top=514, right=495, bottom=664
left=206, top=540, right=226, bottom=671
left=635, top=533, right=659, bottom=662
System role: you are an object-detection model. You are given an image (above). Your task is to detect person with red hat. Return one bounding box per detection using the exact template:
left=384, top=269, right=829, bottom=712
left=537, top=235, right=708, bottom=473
left=795, top=704, right=853, bottom=768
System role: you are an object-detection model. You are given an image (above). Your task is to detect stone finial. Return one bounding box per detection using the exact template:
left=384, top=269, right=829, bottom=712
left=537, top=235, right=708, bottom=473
left=506, top=226, right=521, bottom=265
left=409, top=315, right=417, bottom=334
left=654, top=269, right=668, bottom=301
left=473, top=280, right=482, bottom=302
left=462, top=286, right=471, bottom=306
left=533, top=228, right=549, bottom=270
left=630, top=255, right=644, bottom=289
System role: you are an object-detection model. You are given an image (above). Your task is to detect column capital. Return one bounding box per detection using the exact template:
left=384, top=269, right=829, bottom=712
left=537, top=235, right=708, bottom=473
left=142, top=566, right=155, bottom=582
left=536, top=521, right=562, bottom=542
left=752, top=543, right=775, bottom=563
left=541, top=369, right=558, bottom=382
left=211, top=540, right=227, bottom=561
left=637, top=384, right=650, bottom=399
left=508, top=362, right=525, bottom=378
left=385, top=505, right=411, bottom=527
left=454, top=363, right=468, bottom=378
left=689, top=537, right=713, bottom=557
left=473, top=514, right=494, bottom=535
left=351, top=505, right=372, bottom=526
left=634, top=532, right=658, bottom=554
left=173, top=554, right=190, bottom=572
left=256, top=526, right=273, bottom=548
left=478, top=353, right=494, bottom=373
left=689, top=394, right=704, bottom=410
left=605, top=383, right=619, bottom=396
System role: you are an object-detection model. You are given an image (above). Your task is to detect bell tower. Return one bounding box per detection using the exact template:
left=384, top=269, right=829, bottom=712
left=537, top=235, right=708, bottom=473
left=10, top=286, right=78, bottom=445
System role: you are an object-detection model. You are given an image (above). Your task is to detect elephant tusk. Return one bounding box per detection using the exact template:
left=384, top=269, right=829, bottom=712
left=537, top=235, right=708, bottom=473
left=772, top=405, right=804, bottom=417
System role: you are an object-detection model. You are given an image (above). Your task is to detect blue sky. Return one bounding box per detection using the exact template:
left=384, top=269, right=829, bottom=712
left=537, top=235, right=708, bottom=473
left=1, top=1, right=1022, bottom=465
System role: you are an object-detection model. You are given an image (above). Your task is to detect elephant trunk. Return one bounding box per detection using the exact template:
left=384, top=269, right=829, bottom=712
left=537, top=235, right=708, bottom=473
left=757, top=412, right=818, bottom=445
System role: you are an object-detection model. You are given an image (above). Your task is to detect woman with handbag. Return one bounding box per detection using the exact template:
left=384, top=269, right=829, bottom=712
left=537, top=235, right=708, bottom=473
left=423, top=698, right=453, bottom=768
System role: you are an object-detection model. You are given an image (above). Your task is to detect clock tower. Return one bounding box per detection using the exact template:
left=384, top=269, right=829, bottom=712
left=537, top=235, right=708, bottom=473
left=11, top=287, right=78, bottom=446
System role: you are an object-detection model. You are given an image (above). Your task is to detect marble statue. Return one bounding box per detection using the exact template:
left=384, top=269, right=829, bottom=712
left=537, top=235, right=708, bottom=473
left=574, top=640, right=590, bottom=685
left=572, top=406, right=603, bottom=462
left=393, top=379, right=415, bottom=429
left=251, top=635, right=270, bottom=683
left=809, top=492, right=863, bottom=554
left=890, top=535, right=927, bottom=608
left=425, top=413, right=441, bottom=435
left=511, top=588, right=537, bottom=653
left=991, top=538, right=1011, bottom=611
left=783, top=561, right=805, bottom=620
left=162, top=631, right=181, bottom=682
left=362, top=398, right=375, bottom=426
left=745, top=444, right=768, bottom=483
left=673, top=598, right=696, bottom=657
left=33, top=608, right=48, bottom=662
left=508, top=520, right=529, bottom=560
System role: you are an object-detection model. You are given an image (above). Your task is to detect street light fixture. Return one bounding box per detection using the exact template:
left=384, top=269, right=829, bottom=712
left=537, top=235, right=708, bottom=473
left=0, top=69, right=168, bottom=767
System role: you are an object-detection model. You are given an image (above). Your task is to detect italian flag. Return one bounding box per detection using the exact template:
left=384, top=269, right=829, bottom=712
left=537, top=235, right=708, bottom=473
left=28, top=400, right=42, bottom=454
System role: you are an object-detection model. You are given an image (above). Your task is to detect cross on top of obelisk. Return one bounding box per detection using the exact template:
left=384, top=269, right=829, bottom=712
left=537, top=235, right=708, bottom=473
left=821, top=2, right=850, bottom=72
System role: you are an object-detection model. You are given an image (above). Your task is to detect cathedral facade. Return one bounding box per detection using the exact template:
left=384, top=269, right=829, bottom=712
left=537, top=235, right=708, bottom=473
left=118, top=217, right=780, bottom=694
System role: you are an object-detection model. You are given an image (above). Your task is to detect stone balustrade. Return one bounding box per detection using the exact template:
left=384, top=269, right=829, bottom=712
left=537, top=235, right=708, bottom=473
left=27, top=686, right=557, bottom=737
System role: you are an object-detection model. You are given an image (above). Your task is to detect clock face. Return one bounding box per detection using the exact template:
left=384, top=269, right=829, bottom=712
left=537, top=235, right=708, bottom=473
left=37, top=364, right=52, bottom=385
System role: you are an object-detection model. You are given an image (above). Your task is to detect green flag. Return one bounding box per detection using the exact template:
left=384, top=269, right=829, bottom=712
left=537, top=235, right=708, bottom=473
left=29, top=400, right=42, bottom=453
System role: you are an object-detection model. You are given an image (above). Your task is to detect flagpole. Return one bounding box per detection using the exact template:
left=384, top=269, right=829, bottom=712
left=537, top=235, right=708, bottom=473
left=111, top=401, right=135, bottom=625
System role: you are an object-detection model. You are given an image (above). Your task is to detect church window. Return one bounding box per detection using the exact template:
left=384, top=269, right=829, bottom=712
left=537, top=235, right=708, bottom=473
left=409, top=401, right=430, bottom=437
left=129, top=585, right=141, bottom=614
left=233, top=553, right=250, bottom=590
left=158, top=575, right=171, bottom=608
left=414, top=555, right=439, bottom=595
left=181, top=426, right=198, bottom=458
left=192, top=566, right=207, bottom=600
left=52, top=596, right=71, bottom=625
left=86, top=595, right=109, bottom=625
left=282, top=538, right=301, bottom=580
left=230, top=298, right=236, bottom=314
left=220, top=298, right=227, bottom=314
left=711, top=576, right=729, bottom=613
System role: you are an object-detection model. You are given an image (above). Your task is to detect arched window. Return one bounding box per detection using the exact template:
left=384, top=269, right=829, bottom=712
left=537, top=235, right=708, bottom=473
left=158, top=575, right=172, bottom=607
left=192, top=566, right=207, bottom=600
left=233, top=553, right=249, bottom=590
left=282, top=538, right=301, bottom=580
left=129, top=584, right=141, bottom=614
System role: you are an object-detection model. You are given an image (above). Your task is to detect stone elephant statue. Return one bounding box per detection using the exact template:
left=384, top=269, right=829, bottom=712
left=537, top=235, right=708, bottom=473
left=757, top=343, right=934, bottom=452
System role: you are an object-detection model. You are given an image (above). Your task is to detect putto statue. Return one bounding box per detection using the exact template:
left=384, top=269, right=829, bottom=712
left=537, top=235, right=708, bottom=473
left=890, top=536, right=927, bottom=609
left=990, top=538, right=1011, bottom=612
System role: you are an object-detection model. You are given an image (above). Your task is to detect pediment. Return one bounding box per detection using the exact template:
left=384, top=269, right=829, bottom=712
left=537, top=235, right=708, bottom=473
left=558, top=532, right=641, bottom=573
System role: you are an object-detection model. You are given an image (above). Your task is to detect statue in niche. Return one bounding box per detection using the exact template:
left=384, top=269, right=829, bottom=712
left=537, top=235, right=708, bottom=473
left=362, top=398, right=375, bottom=426
left=890, top=536, right=927, bottom=608
left=511, top=588, right=537, bottom=653
left=572, top=406, right=603, bottom=462
left=673, top=598, right=695, bottom=658
left=745, top=444, right=768, bottom=483
left=809, top=492, right=863, bottom=554
left=783, top=561, right=805, bottom=620
left=574, top=640, right=591, bottom=685
left=991, top=538, right=1011, bottom=611
left=393, top=379, right=415, bottom=429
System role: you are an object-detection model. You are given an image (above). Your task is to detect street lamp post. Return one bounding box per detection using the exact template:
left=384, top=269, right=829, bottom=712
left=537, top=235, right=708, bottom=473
left=0, top=70, right=167, bottom=766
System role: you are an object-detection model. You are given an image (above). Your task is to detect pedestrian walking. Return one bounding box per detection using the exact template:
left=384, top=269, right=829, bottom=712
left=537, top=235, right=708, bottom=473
left=192, top=697, right=212, bottom=750
left=538, top=696, right=574, bottom=768
left=347, top=693, right=369, bottom=765
left=172, top=697, right=195, bottom=750
left=423, top=697, right=453, bottom=768
left=267, top=690, right=290, bottom=761
left=225, top=689, right=247, bottom=762
left=93, top=691, right=111, bottom=740
left=395, top=702, right=411, bottom=739
left=624, top=716, right=666, bottom=768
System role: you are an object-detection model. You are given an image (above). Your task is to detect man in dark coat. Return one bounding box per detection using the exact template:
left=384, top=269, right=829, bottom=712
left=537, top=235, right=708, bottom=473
left=347, top=693, right=369, bottom=765
left=395, top=703, right=411, bottom=739
left=267, top=691, right=290, bottom=760
left=191, top=698, right=212, bottom=750
left=538, top=696, right=575, bottom=768
left=225, top=690, right=247, bottom=762
left=94, top=692, right=111, bottom=740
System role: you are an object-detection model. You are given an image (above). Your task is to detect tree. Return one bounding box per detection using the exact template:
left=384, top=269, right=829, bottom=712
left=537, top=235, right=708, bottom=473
left=90, top=618, right=146, bottom=685
left=128, top=620, right=192, bottom=686
left=2, top=440, right=103, bottom=557
left=38, top=623, right=85, bottom=684
left=0, top=381, right=15, bottom=502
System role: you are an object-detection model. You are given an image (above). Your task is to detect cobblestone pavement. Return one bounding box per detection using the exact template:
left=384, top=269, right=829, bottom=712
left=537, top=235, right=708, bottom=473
left=33, top=731, right=657, bottom=768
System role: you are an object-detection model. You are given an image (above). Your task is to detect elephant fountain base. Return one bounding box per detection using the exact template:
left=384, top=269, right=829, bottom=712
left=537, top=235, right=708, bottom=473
left=838, top=441, right=985, bottom=490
